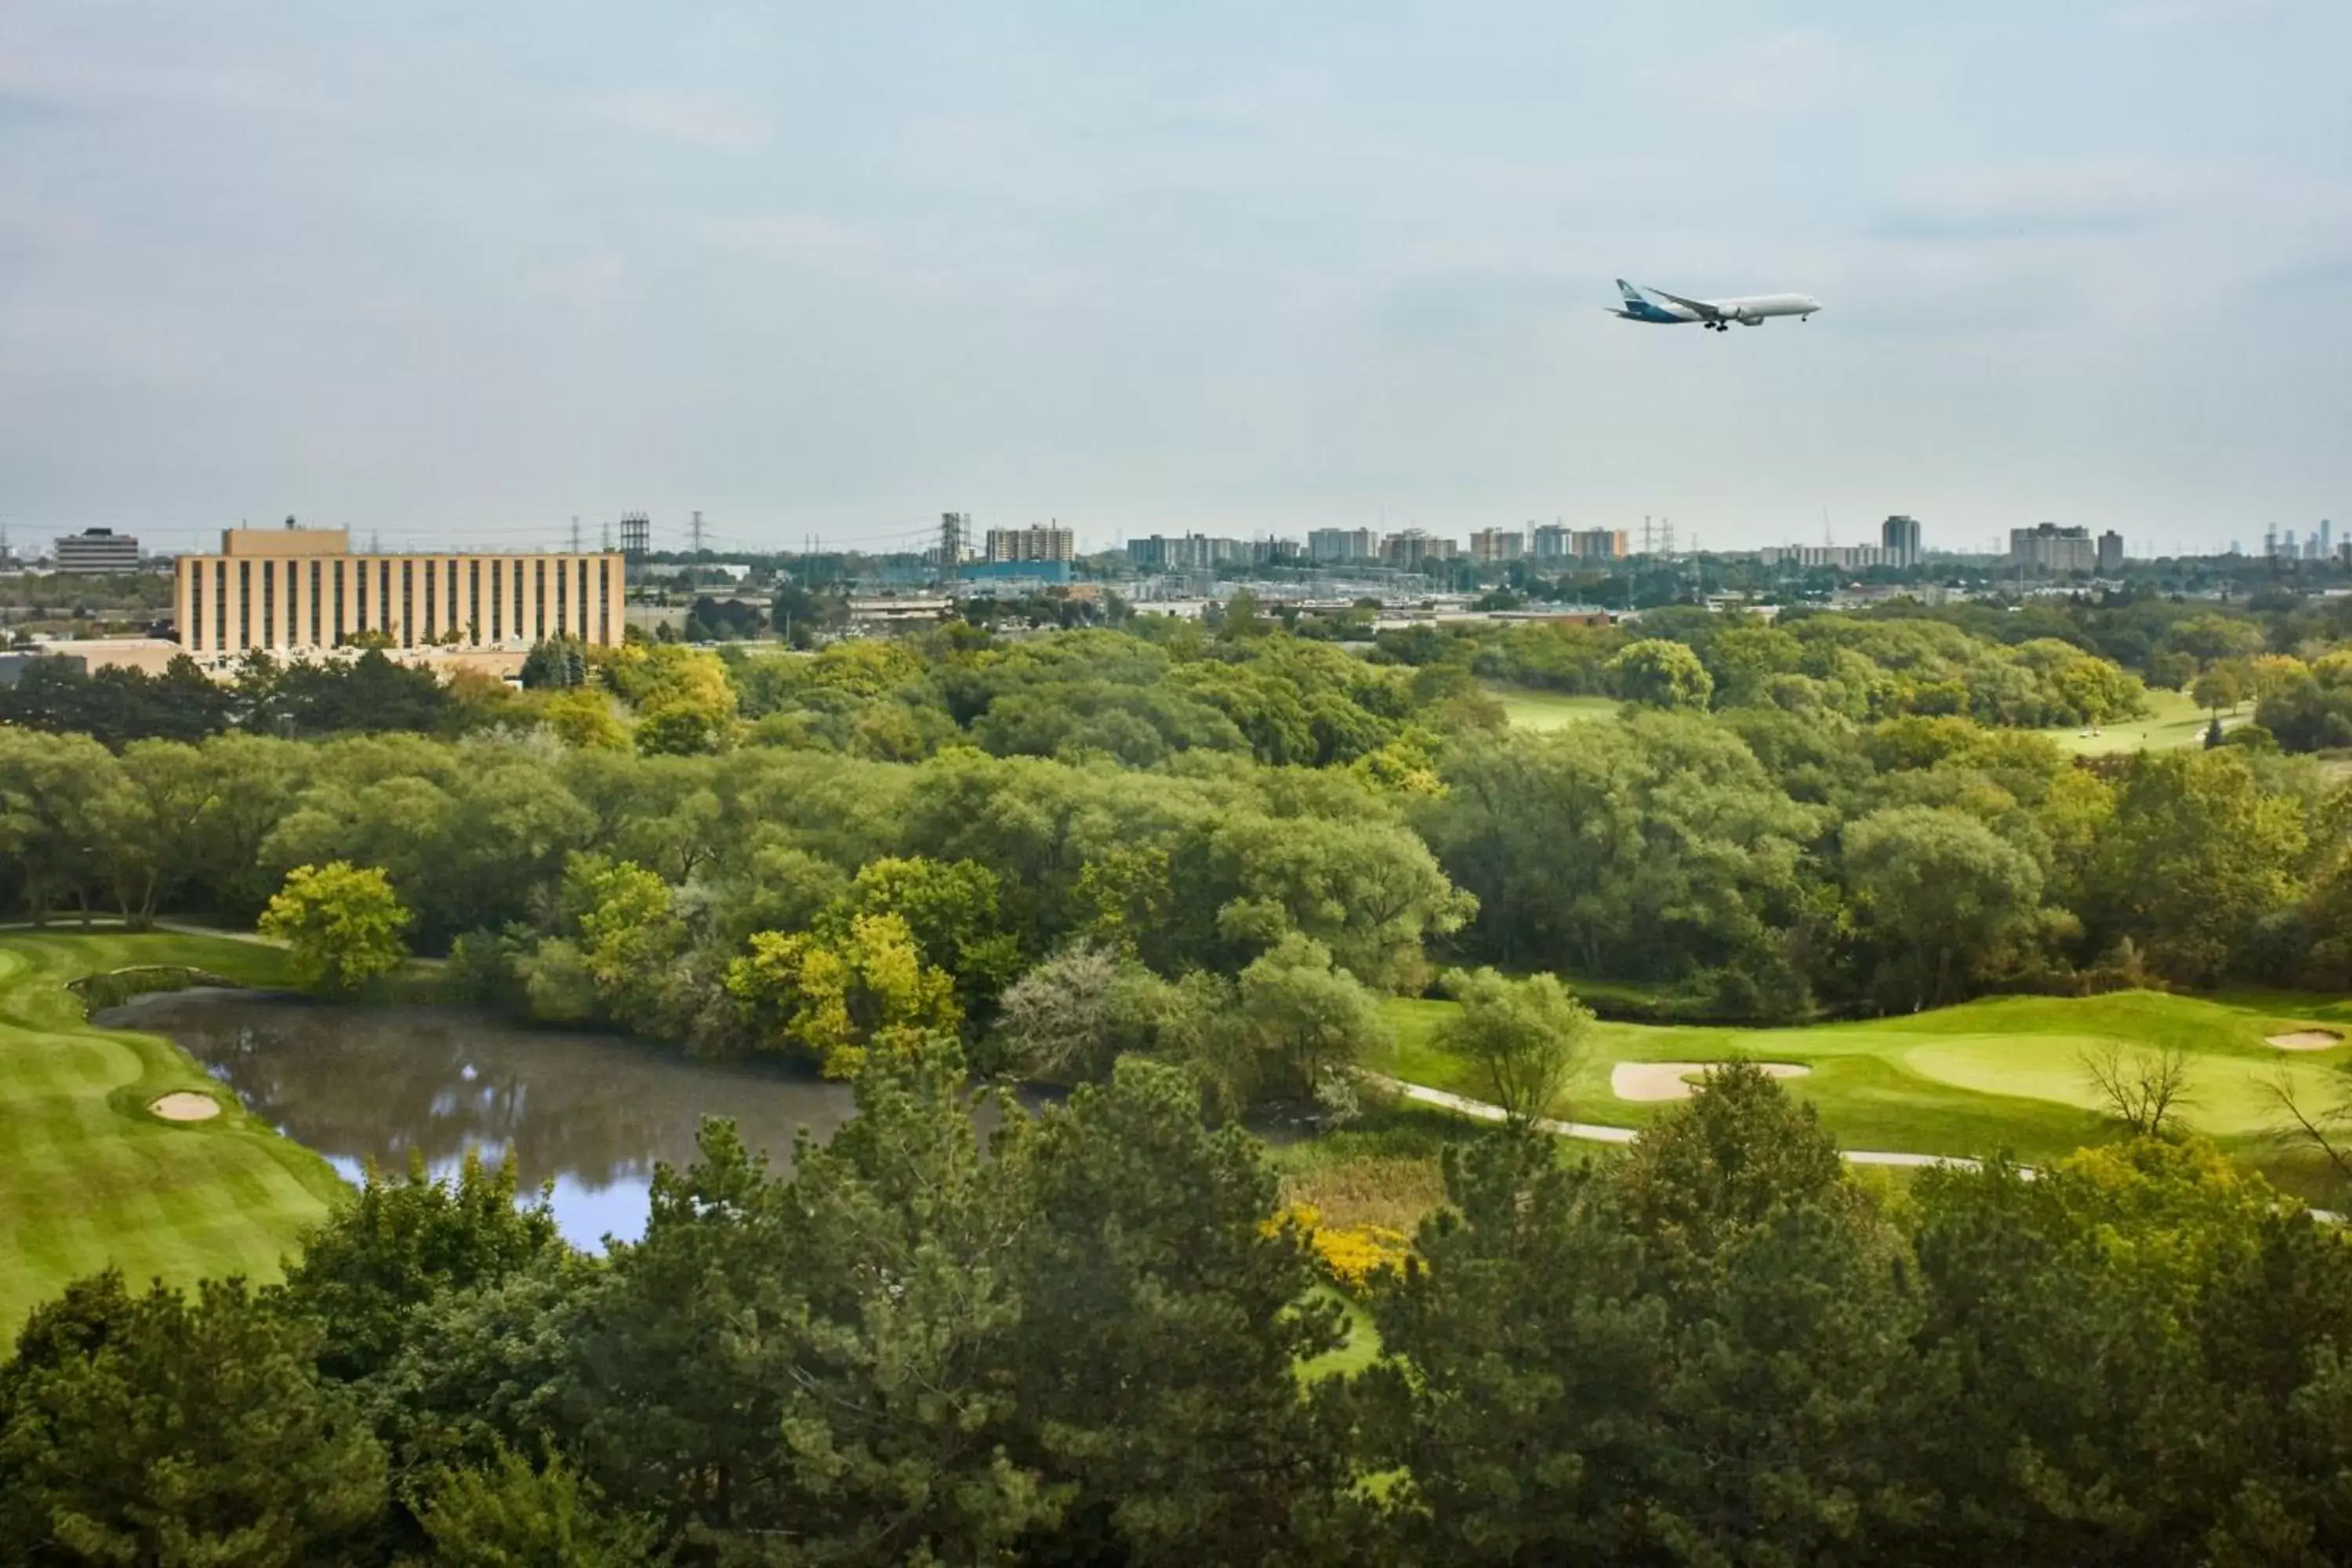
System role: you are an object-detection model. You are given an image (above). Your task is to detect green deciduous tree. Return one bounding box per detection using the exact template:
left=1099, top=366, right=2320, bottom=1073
left=724, top=911, right=962, bottom=1076
left=1432, top=967, right=1593, bottom=1127
left=2087, top=750, right=2307, bottom=983
left=1843, top=804, right=2049, bottom=1008
left=1608, top=637, right=1715, bottom=710
left=259, top=860, right=414, bottom=994
left=1229, top=933, right=1392, bottom=1109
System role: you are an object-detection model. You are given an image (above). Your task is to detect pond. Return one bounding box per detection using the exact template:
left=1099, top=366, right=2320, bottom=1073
left=101, top=989, right=984, bottom=1248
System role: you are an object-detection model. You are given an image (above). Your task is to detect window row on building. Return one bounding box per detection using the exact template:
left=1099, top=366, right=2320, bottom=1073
left=173, top=528, right=626, bottom=656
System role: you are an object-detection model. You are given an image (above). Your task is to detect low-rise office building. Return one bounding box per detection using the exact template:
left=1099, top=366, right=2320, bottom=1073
left=173, top=526, right=627, bottom=659
left=53, top=528, right=143, bottom=574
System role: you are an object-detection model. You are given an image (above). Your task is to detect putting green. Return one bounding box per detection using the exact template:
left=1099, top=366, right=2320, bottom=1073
left=0, top=931, right=346, bottom=1341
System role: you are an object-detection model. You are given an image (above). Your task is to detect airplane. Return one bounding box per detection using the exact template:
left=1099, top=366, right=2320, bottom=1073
left=1610, top=278, right=1822, bottom=332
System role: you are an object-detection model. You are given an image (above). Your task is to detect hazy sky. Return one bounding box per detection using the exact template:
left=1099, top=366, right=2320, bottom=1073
left=4, top=1, right=2347, bottom=556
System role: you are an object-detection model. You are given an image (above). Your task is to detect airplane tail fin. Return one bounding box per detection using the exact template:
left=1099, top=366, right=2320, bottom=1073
left=1616, top=278, right=1647, bottom=304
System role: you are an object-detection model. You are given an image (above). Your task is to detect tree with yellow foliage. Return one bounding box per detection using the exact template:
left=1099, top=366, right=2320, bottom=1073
left=724, top=911, right=961, bottom=1076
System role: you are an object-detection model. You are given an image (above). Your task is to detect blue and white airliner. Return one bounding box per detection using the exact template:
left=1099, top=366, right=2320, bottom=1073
left=1609, top=278, right=1822, bottom=332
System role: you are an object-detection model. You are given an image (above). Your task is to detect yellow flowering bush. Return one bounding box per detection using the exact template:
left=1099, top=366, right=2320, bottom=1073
left=1269, top=1203, right=1411, bottom=1294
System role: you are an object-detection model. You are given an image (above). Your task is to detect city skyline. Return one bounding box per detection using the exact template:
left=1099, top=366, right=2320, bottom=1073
left=4, top=2, right=2347, bottom=554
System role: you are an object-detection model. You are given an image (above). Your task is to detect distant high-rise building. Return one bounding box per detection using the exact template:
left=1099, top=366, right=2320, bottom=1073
left=1126, top=533, right=1245, bottom=572
left=1530, top=524, right=1571, bottom=563
left=2321, top=520, right=2335, bottom=557
left=1306, top=528, right=1379, bottom=564
left=1880, top=514, right=1922, bottom=568
left=2096, top=530, right=2125, bottom=575
left=2011, top=522, right=2096, bottom=575
left=53, top=528, right=142, bottom=574
left=1381, top=530, right=1459, bottom=570
left=983, top=524, right=1075, bottom=564
left=1468, top=528, right=1525, bottom=564
left=1570, top=528, right=1628, bottom=562
left=1758, top=544, right=1889, bottom=570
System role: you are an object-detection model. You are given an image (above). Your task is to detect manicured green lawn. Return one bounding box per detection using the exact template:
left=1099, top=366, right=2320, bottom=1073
left=1485, top=686, right=1620, bottom=731
left=1377, top=987, right=2352, bottom=1196
left=2034, top=687, right=2238, bottom=755
left=0, top=931, right=346, bottom=1340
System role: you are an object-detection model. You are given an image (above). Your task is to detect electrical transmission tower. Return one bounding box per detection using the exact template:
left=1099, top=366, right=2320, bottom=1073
left=689, top=510, right=706, bottom=556
left=570, top=517, right=582, bottom=554
left=938, top=512, right=968, bottom=589
left=619, top=512, right=650, bottom=561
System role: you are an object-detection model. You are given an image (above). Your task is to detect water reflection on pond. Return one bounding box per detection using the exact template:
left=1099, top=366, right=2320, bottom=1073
left=102, top=989, right=980, bottom=1248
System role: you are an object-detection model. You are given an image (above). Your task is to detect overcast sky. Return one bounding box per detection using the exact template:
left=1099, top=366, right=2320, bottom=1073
left=4, top=1, right=2347, bottom=556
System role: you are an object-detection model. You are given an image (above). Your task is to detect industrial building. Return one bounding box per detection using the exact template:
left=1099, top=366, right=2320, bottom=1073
left=172, top=525, right=627, bottom=659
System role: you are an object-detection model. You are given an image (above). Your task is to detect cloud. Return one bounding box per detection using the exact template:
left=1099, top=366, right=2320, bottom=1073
left=1639, top=30, right=1877, bottom=118
left=1878, top=160, right=2352, bottom=243
left=528, top=249, right=626, bottom=308
left=601, top=92, right=767, bottom=151
left=699, top=214, right=891, bottom=273
left=1878, top=163, right=2200, bottom=239
left=2106, top=0, right=2281, bottom=31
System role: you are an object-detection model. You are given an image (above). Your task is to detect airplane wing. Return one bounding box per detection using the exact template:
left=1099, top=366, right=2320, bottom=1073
left=1644, top=286, right=1723, bottom=321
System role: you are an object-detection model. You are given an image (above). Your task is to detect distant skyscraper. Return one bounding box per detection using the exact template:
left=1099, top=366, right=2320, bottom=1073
left=1880, top=514, right=1922, bottom=568
left=2096, top=530, right=2125, bottom=575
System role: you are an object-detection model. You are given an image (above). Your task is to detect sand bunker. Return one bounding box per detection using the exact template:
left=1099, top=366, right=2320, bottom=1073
left=149, top=1091, right=222, bottom=1122
left=1612, top=1061, right=1811, bottom=1102
left=2267, top=1030, right=2345, bottom=1052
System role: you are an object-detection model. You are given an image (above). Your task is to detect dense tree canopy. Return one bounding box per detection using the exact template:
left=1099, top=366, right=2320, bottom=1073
left=12, top=1056, right=2352, bottom=1565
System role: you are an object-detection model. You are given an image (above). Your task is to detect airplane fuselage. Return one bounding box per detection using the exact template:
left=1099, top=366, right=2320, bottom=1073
left=1612, top=280, right=1823, bottom=331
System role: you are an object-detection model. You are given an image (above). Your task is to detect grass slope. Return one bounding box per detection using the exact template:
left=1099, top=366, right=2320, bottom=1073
left=1380, top=988, right=2352, bottom=1196
left=0, top=931, right=345, bottom=1339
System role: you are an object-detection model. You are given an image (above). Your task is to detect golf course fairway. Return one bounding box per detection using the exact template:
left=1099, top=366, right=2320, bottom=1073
left=0, top=931, right=345, bottom=1340
left=1382, top=987, right=2352, bottom=1192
